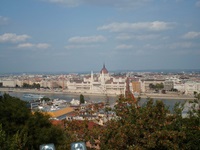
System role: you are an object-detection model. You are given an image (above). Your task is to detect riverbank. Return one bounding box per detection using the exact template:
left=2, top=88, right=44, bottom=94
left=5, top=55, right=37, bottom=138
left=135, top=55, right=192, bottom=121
left=0, top=88, right=195, bottom=100
left=140, top=93, right=194, bottom=100
left=0, top=88, right=116, bottom=97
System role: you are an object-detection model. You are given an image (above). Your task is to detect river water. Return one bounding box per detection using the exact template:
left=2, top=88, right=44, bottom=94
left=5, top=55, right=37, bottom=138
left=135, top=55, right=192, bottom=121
left=6, top=91, right=190, bottom=111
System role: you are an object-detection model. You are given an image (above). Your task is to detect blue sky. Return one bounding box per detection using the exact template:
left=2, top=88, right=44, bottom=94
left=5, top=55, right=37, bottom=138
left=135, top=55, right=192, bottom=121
left=0, top=0, right=200, bottom=73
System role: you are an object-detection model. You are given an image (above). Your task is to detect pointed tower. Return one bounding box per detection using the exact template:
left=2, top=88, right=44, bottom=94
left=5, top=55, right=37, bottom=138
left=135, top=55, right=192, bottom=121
left=90, top=71, right=94, bottom=90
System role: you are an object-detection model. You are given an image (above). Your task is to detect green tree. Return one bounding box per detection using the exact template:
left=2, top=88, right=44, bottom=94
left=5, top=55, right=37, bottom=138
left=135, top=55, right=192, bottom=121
left=22, top=83, right=40, bottom=89
left=149, top=83, right=155, bottom=89
left=80, top=94, right=85, bottom=104
left=0, top=124, right=7, bottom=149
left=0, top=93, right=31, bottom=135
left=22, top=83, right=31, bottom=88
left=24, top=112, right=65, bottom=149
left=0, top=94, right=66, bottom=150
left=194, top=92, right=200, bottom=100
left=41, top=97, right=51, bottom=102
left=32, top=83, right=40, bottom=89
left=100, top=96, right=186, bottom=150
left=149, top=83, right=164, bottom=90
left=156, top=83, right=164, bottom=90
left=171, top=98, right=200, bottom=150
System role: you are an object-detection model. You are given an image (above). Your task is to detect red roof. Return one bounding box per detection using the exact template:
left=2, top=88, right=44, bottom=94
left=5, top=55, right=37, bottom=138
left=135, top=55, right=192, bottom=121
left=100, top=64, right=108, bottom=74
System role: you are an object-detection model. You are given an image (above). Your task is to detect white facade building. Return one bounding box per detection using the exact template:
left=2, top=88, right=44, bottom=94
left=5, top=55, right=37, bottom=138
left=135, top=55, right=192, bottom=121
left=140, top=79, right=165, bottom=93
left=0, top=79, right=16, bottom=87
left=184, top=81, right=200, bottom=95
left=66, top=64, right=126, bottom=95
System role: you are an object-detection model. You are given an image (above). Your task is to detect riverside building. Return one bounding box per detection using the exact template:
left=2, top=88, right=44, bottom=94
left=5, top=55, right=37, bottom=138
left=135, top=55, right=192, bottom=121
left=66, top=64, right=127, bottom=95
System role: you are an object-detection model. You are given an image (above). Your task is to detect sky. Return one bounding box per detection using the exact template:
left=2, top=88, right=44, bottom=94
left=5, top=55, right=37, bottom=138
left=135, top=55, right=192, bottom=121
left=0, top=0, right=200, bottom=73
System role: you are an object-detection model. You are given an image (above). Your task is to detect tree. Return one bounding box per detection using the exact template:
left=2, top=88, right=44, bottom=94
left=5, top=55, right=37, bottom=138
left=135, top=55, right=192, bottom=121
left=100, top=96, right=186, bottom=149
left=194, top=91, right=197, bottom=97
left=64, top=120, right=101, bottom=150
left=41, top=97, right=51, bottom=102
left=172, top=98, right=200, bottom=150
left=66, top=95, right=200, bottom=150
left=22, top=83, right=31, bottom=88
left=0, top=124, right=7, bottom=149
left=149, top=83, right=155, bottom=89
left=80, top=94, right=85, bottom=104
left=156, top=83, right=164, bottom=90
left=22, top=83, right=40, bottom=89
left=171, top=88, right=178, bottom=92
left=24, top=112, right=65, bottom=149
left=15, top=84, right=20, bottom=88
left=194, top=91, right=200, bottom=100
left=32, top=83, right=40, bottom=89
left=1, top=93, right=199, bottom=150
left=0, top=94, right=66, bottom=149
left=149, top=83, right=164, bottom=91
left=0, top=93, right=31, bottom=135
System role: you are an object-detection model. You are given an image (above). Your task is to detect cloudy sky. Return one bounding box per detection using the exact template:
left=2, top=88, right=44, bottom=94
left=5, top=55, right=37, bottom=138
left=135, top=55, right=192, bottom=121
left=0, top=0, right=200, bottom=73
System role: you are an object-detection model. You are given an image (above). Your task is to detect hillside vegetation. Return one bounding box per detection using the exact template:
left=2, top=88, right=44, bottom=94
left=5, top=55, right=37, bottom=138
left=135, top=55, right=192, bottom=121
left=0, top=93, right=199, bottom=150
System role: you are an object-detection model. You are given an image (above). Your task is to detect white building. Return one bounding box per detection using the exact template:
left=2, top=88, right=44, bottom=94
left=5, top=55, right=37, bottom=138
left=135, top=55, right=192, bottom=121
left=174, top=83, right=185, bottom=92
left=140, top=79, right=165, bottom=93
left=184, top=81, right=200, bottom=95
left=66, top=64, right=126, bottom=95
left=0, top=79, right=16, bottom=87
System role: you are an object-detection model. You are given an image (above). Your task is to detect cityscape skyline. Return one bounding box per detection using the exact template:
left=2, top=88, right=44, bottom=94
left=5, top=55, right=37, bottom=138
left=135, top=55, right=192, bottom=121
left=0, top=0, right=200, bottom=73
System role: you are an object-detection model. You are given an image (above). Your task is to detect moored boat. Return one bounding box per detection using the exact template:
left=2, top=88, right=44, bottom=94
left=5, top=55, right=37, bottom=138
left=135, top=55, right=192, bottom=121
left=23, top=93, right=45, bottom=99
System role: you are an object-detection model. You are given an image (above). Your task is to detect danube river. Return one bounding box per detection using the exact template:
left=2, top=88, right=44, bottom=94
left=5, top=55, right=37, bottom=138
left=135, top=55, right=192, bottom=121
left=6, top=91, right=191, bottom=111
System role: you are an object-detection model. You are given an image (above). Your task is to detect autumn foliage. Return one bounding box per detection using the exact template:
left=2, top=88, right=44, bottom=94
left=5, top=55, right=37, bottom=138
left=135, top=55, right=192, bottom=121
left=0, top=93, right=199, bottom=150
left=101, top=95, right=200, bottom=150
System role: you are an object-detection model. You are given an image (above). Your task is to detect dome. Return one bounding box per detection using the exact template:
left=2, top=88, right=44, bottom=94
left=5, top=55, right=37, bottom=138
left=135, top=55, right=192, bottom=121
left=100, top=64, right=108, bottom=74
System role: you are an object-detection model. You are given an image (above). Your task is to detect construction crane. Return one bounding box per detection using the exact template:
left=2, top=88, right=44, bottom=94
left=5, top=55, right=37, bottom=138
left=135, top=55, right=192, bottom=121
left=125, top=77, right=139, bottom=108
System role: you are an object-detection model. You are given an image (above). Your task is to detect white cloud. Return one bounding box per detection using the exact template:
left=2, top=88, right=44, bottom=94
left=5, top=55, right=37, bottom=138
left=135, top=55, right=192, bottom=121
left=182, top=31, right=200, bottom=39
left=116, top=33, right=160, bottom=40
left=43, top=0, right=152, bottom=8
left=36, top=43, right=50, bottom=49
left=65, top=44, right=97, bottom=49
left=98, top=21, right=175, bottom=32
left=17, top=43, right=34, bottom=48
left=44, top=0, right=82, bottom=7
left=169, top=42, right=195, bottom=49
left=0, top=33, right=30, bottom=43
left=17, top=43, right=50, bottom=49
left=0, top=16, right=9, bottom=25
left=116, top=34, right=133, bottom=40
left=196, top=0, right=200, bottom=7
left=115, top=44, right=133, bottom=49
left=114, top=0, right=152, bottom=10
left=85, top=0, right=152, bottom=10
left=68, top=35, right=107, bottom=43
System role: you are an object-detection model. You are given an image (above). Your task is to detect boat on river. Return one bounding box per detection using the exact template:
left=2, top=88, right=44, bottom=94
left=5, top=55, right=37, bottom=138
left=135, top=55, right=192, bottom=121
left=23, top=93, right=45, bottom=99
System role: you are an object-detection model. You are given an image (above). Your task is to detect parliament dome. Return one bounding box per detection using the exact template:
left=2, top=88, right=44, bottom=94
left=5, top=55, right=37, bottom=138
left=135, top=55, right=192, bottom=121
left=100, top=64, right=108, bottom=74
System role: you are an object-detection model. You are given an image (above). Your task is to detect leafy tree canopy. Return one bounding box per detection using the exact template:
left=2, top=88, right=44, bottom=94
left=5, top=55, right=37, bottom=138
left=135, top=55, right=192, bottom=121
left=99, top=95, right=200, bottom=150
left=80, top=94, right=85, bottom=104
left=0, top=93, right=199, bottom=150
left=0, top=93, right=65, bottom=150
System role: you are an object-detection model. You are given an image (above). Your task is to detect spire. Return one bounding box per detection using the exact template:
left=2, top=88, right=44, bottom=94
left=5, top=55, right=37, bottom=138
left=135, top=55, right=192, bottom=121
left=100, top=63, right=108, bottom=74
left=91, top=71, right=93, bottom=81
left=103, top=63, right=105, bottom=69
left=90, top=71, right=93, bottom=90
